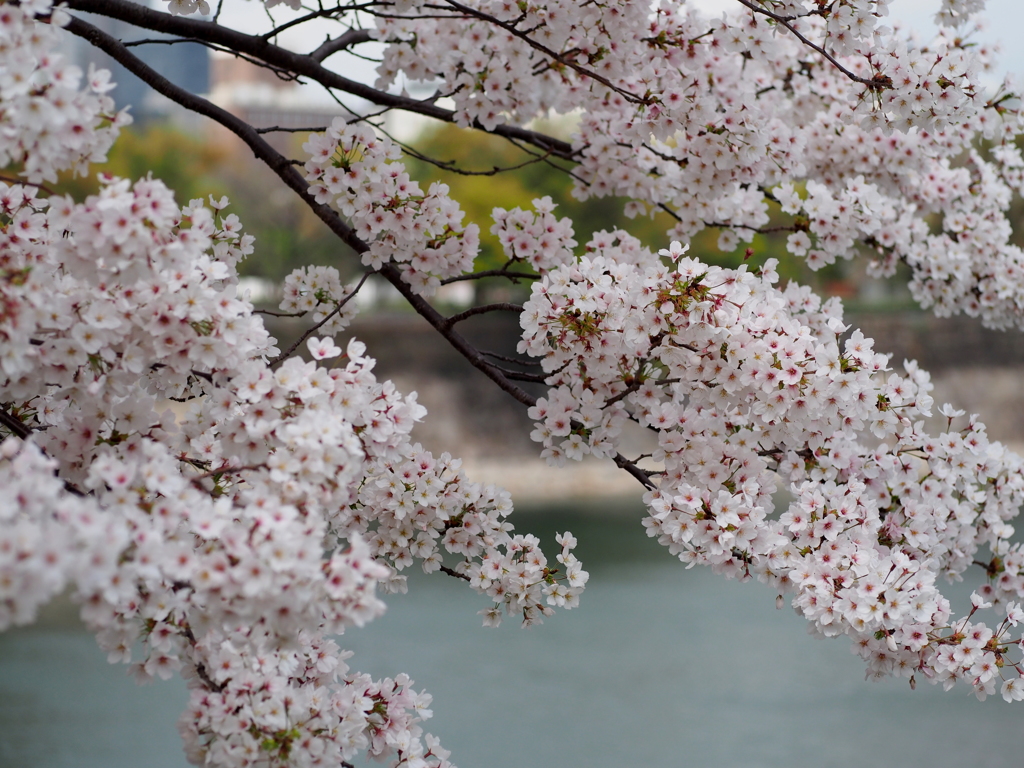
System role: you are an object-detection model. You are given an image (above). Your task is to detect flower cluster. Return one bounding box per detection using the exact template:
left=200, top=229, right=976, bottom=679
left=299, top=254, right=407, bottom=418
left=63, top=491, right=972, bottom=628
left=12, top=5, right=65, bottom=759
left=0, top=180, right=582, bottom=768
left=162, top=1, right=1024, bottom=329
left=0, top=16, right=584, bottom=768
left=0, top=176, right=268, bottom=485
left=0, top=438, right=95, bottom=629
left=280, top=265, right=362, bottom=336
left=342, top=0, right=1024, bottom=329
left=0, top=0, right=127, bottom=182
left=304, top=121, right=479, bottom=295
left=177, top=623, right=451, bottom=768
left=491, top=196, right=577, bottom=274
left=343, top=444, right=587, bottom=626
left=15, top=0, right=1024, bottom=761
left=521, top=237, right=1024, bottom=699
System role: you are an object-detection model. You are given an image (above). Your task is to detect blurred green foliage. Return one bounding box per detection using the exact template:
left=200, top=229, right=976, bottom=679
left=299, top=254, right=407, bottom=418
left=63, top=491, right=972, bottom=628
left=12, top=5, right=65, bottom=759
left=403, top=121, right=833, bottom=293
left=57, top=123, right=229, bottom=205
left=54, top=124, right=355, bottom=283
left=46, top=120, right=897, bottom=304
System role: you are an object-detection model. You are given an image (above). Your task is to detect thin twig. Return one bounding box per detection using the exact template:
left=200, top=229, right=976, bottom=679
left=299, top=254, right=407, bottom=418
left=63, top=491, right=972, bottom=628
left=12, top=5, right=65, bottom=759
left=311, top=27, right=373, bottom=61
left=0, top=173, right=55, bottom=195
left=442, top=302, right=523, bottom=330
left=733, top=0, right=892, bottom=92
left=253, top=308, right=307, bottom=317
left=192, top=463, right=266, bottom=481
left=440, top=267, right=539, bottom=285
left=440, top=565, right=471, bottom=582
left=255, top=125, right=328, bottom=134
left=0, top=408, right=32, bottom=439
left=269, top=271, right=371, bottom=368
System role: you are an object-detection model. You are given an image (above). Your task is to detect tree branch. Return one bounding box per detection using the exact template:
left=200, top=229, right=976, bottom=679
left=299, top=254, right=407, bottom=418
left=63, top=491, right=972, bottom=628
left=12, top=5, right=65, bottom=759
left=269, top=272, right=371, bottom=369
left=733, top=0, right=892, bottom=92
left=439, top=565, right=471, bottom=582
left=64, top=11, right=657, bottom=497
left=441, top=302, right=523, bottom=331
left=65, top=0, right=579, bottom=162
left=311, top=27, right=374, bottom=61
left=0, top=407, right=32, bottom=439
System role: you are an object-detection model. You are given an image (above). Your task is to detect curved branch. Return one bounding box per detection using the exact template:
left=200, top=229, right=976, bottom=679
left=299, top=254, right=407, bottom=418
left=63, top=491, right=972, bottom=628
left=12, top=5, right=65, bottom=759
left=733, top=0, right=892, bottom=92
left=64, top=0, right=578, bottom=162
left=433, top=0, right=648, bottom=105
left=441, top=302, right=523, bottom=331
left=311, top=27, right=374, bottom=61
left=64, top=12, right=656, bottom=496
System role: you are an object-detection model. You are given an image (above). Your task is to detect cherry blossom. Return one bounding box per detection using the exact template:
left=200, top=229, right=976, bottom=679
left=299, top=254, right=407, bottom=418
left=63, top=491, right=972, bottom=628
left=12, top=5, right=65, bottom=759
left=303, top=121, right=480, bottom=296
left=307, top=335, right=343, bottom=360
left=8, top=0, right=1024, bottom=766
left=520, top=235, right=1024, bottom=699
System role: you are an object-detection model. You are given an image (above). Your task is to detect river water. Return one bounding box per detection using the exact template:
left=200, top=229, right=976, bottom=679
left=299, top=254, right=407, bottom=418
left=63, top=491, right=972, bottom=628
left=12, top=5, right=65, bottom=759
left=2, top=499, right=1022, bottom=768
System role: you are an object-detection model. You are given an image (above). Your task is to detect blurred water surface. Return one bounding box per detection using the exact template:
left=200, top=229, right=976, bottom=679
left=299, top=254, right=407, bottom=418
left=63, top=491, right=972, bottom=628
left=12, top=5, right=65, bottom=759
left=2, top=499, right=1021, bottom=768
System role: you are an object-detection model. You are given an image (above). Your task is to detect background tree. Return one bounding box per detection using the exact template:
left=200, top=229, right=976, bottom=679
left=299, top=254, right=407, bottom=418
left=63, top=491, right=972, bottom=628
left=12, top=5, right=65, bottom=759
left=4, top=2, right=1024, bottom=767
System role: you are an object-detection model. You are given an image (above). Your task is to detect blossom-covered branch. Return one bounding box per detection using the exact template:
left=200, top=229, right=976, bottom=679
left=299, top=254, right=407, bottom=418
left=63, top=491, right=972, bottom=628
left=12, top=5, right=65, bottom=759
left=8, top=3, right=1024, bottom=768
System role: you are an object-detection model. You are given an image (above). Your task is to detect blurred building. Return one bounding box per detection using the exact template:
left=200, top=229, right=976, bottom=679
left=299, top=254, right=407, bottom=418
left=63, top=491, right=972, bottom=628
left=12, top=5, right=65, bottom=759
left=208, top=53, right=352, bottom=153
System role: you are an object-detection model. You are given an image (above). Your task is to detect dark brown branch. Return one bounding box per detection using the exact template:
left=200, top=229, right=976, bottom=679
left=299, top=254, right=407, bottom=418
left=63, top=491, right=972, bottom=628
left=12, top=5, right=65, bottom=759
left=705, top=220, right=799, bottom=235
left=613, top=453, right=656, bottom=490
left=733, top=0, right=891, bottom=92
left=269, top=271, right=371, bottom=369
left=602, top=381, right=643, bottom=409
left=440, top=565, right=471, bottom=582
left=65, top=0, right=578, bottom=162
left=311, top=27, right=374, bottom=61
left=442, top=302, right=523, bottom=330
left=0, top=407, right=32, bottom=439
left=124, top=36, right=209, bottom=48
